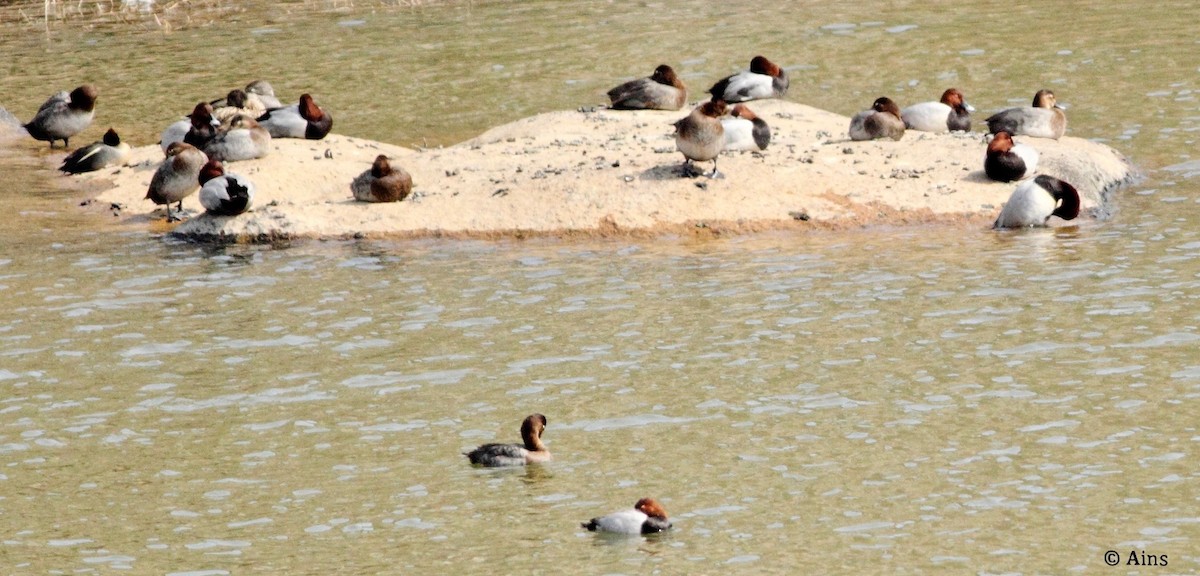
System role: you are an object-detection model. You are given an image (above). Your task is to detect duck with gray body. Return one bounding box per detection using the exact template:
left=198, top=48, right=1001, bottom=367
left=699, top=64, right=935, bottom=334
left=256, top=94, right=332, bottom=140
left=674, top=99, right=727, bottom=178
left=986, top=89, right=1067, bottom=140
left=60, top=128, right=130, bottom=174
left=146, top=142, right=208, bottom=222
left=203, top=115, right=271, bottom=162
left=24, top=84, right=98, bottom=148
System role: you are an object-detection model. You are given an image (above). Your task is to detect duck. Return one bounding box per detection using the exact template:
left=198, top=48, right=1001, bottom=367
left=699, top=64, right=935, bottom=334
left=707, top=55, right=789, bottom=103
left=901, top=88, right=974, bottom=132
left=464, top=414, right=551, bottom=467
left=674, top=99, right=726, bottom=177
left=582, top=498, right=672, bottom=535
left=256, top=93, right=333, bottom=140
left=993, top=174, right=1081, bottom=229
left=721, top=103, right=770, bottom=151
left=146, top=141, right=208, bottom=222
left=984, top=131, right=1039, bottom=182
left=211, top=88, right=268, bottom=124
left=24, top=84, right=98, bottom=148
left=351, top=154, right=413, bottom=202
left=59, top=128, right=130, bottom=174
left=160, top=102, right=221, bottom=155
left=198, top=159, right=254, bottom=216
left=203, top=115, right=271, bottom=162
left=849, top=96, right=905, bottom=141
left=245, top=79, right=283, bottom=110
left=606, top=64, right=688, bottom=111
left=986, top=89, right=1067, bottom=139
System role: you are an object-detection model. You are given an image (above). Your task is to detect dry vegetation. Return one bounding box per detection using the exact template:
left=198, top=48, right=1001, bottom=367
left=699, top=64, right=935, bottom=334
left=0, top=0, right=441, bottom=32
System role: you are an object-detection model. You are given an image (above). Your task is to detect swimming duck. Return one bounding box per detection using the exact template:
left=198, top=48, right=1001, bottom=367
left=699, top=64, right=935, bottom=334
left=256, top=93, right=333, bottom=140
left=986, top=89, right=1067, bottom=140
left=606, top=64, right=688, bottom=111
left=849, top=97, right=905, bottom=141
left=351, top=154, right=413, bottom=202
left=993, top=174, right=1081, bottom=229
left=901, top=88, right=974, bottom=132
left=160, top=102, right=221, bottom=155
left=198, top=159, right=255, bottom=216
left=984, top=131, right=1039, bottom=182
left=24, top=84, right=98, bottom=148
left=721, top=103, right=770, bottom=151
left=146, top=141, right=208, bottom=222
left=464, top=414, right=551, bottom=467
left=707, top=55, right=789, bottom=103
left=674, top=99, right=726, bottom=177
left=203, top=115, right=271, bottom=162
left=59, top=128, right=130, bottom=174
left=245, top=80, right=283, bottom=109
left=582, top=498, right=672, bottom=535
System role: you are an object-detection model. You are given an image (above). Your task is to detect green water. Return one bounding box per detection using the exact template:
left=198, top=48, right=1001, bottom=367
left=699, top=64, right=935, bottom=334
left=0, top=1, right=1199, bottom=574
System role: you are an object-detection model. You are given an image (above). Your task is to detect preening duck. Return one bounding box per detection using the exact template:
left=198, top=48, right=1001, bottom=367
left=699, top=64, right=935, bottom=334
left=60, top=128, right=130, bottom=174
left=674, top=99, right=726, bottom=178
left=198, top=159, right=255, bottom=216
left=146, top=141, right=208, bottom=222
left=993, top=174, right=1081, bottom=229
left=24, top=84, right=98, bottom=148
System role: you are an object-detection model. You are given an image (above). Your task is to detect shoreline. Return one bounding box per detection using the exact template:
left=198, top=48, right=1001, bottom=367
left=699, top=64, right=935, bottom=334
left=60, top=100, right=1138, bottom=242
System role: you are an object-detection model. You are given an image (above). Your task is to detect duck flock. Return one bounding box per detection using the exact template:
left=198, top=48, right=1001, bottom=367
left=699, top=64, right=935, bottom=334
left=646, top=56, right=1077, bottom=229
left=20, top=80, right=410, bottom=223
left=19, top=54, right=1079, bottom=230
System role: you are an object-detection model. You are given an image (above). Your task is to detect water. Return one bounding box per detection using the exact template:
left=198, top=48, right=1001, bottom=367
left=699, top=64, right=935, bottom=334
left=1, top=1, right=1199, bottom=573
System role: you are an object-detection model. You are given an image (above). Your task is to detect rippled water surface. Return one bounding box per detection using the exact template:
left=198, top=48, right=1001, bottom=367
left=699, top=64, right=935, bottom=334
left=2, top=1, right=1200, bottom=574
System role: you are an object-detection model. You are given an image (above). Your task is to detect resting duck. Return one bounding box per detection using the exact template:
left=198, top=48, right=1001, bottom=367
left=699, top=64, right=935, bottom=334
left=984, top=131, right=1039, bottom=182
left=849, top=97, right=905, bottom=141
left=198, top=159, right=255, bottom=216
left=256, top=93, right=333, bottom=140
left=245, top=80, right=283, bottom=109
left=351, top=155, right=413, bottom=202
left=721, top=103, right=770, bottom=151
left=464, top=414, right=551, bottom=467
left=204, top=115, right=271, bottom=162
left=160, top=102, right=221, bottom=154
left=986, top=89, right=1067, bottom=139
left=24, top=84, right=98, bottom=148
left=146, top=142, right=208, bottom=222
left=993, top=174, right=1081, bottom=229
left=674, top=99, right=726, bottom=177
left=707, top=55, right=789, bottom=103
left=901, top=88, right=974, bottom=132
left=582, top=498, right=672, bottom=535
left=607, top=64, right=688, bottom=111
left=59, top=128, right=130, bottom=174
left=211, top=88, right=268, bottom=124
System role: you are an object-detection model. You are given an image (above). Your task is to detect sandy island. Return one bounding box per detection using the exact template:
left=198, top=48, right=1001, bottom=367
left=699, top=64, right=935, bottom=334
left=58, top=100, right=1138, bottom=241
